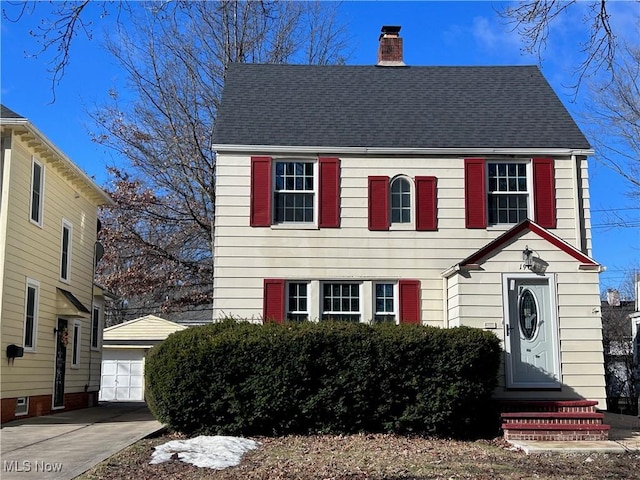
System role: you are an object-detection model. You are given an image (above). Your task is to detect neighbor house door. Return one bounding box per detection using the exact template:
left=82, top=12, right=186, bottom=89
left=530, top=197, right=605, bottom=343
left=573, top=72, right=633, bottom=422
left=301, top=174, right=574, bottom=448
left=503, top=275, right=561, bottom=389
left=53, top=318, right=68, bottom=408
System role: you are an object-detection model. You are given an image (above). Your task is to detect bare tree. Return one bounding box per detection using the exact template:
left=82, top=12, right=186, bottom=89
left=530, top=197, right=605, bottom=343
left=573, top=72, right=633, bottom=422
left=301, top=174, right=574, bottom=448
left=2, top=1, right=122, bottom=100
left=88, top=1, right=349, bottom=322
left=498, top=1, right=621, bottom=91
left=584, top=43, right=640, bottom=198
left=500, top=1, right=640, bottom=198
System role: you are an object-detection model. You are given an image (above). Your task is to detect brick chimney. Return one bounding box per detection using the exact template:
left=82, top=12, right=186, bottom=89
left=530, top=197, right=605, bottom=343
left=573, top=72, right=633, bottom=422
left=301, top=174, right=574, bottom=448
left=377, top=26, right=405, bottom=66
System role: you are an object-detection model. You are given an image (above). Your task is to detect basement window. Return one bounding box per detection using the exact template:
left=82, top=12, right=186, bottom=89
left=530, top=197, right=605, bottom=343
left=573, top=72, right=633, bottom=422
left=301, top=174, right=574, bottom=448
left=15, top=397, right=29, bottom=416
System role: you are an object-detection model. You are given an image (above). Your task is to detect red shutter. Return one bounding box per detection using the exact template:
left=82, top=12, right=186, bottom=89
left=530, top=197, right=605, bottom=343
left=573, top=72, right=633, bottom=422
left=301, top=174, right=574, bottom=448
left=415, top=176, right=437, bottom=231
left=399, top=279, right=421, bottom=324
left=263, top=279, right=285, bottom=324
left=250, top=156, right=272, bottom=227
left=318, top=157, right=340, bottom=228
left=533, top=157, right=556, bottom=228
left=368, top=176, right=389, bottom=231
left=464, top=158, right=487, bottom=229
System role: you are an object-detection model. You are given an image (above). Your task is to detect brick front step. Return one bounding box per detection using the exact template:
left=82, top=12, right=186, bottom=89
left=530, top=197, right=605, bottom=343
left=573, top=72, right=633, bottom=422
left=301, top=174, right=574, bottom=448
left=501, top=411, right=605, bottom=425
left=504, top=430, right=610, bottom=442
left=500, top=400, right=598, bottom=413
left=499, top=400, right=610, bottom=441
left=502, top=422, right=610, bottom=441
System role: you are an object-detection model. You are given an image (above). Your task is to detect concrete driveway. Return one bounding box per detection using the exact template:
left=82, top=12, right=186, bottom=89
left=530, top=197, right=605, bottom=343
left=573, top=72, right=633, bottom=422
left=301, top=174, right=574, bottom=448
left=0, top=402, right=163, bottom=480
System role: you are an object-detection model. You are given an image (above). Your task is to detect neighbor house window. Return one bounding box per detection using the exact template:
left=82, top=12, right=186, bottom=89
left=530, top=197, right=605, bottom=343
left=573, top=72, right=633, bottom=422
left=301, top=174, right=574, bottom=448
left=91, top=306, right=100, bottom=350
left=24, top=279, right=39, bottom=350
left=15, top=397, right=29, bottom=416
left=287, top=282, right=309, bottom=322
left=321, top=282, right=360, bottom=322
left=274, top=161, right=315, bottom=223
left=30, top=157, right=44, bottom=226
left=390, top=177, right=411, bottom=224
left=60, top=219, right=72, bottom=282
left=487, top=162, right=529, bottom=225
left=374, top=283, right=396, bottom=323
left=72, top=321, right=81, bottom=368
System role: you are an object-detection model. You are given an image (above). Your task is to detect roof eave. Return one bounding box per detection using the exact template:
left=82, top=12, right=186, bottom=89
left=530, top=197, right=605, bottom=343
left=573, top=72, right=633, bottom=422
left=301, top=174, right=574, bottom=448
left=2, top=119, right=114, bottom=206
left=212, top=144, right=594, bottom=156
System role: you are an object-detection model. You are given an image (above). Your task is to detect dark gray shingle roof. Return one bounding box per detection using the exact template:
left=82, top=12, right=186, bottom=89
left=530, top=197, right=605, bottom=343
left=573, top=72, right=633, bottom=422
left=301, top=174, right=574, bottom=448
left=1, top=104, right=25, bottom=119
left=213, top=64, right=590, bottom=150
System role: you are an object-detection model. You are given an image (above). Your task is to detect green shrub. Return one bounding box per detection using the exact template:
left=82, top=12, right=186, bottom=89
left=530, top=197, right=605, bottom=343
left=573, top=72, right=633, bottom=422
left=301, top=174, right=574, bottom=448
left=145, top=319, right=501, bottom=438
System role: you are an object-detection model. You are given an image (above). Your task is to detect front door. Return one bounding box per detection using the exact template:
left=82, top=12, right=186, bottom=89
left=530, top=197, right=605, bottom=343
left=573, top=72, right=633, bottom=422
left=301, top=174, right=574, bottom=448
left=53, top=318, right=68, bottom=408
left=504, top=275, right=560, bottom=388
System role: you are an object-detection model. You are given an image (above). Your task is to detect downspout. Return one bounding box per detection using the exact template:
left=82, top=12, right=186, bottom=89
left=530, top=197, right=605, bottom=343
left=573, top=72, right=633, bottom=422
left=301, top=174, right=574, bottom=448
left=442, top=276, right=449, bottom=329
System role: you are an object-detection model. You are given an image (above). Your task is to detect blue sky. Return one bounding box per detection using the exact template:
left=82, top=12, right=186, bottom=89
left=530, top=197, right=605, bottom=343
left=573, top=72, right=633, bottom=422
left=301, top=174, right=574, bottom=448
left=1, top=1, right=638, bottom=293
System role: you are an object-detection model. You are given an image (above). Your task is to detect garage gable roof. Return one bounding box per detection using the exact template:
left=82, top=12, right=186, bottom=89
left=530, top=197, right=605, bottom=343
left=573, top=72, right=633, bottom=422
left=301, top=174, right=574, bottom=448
left=104, top=315, right=187, bottom=342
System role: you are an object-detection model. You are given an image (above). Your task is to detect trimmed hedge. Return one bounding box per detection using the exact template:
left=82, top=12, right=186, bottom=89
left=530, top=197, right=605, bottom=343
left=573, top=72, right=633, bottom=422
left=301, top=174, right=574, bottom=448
left=145, top=320, right=501, bottom=438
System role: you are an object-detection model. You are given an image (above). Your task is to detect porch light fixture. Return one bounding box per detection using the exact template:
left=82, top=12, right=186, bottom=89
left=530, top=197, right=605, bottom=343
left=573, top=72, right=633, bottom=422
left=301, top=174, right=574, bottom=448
left=522, top=245, right=547, bottom=273
left=522, top=246, right=534, bottom=270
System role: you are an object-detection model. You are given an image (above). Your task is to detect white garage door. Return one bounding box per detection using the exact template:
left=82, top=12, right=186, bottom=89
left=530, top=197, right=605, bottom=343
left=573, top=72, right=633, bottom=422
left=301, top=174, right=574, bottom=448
left=99, top=349, right=145, bottom=401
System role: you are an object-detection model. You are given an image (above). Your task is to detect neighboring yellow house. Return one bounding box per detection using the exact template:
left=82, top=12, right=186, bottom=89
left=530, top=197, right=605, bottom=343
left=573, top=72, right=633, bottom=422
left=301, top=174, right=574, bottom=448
left=1, top=105, right=113, bottom=423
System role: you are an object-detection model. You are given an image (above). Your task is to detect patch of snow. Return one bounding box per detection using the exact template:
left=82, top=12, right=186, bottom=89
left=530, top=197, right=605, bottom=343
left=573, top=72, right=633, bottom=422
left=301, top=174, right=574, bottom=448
left=150, top=435, right=260, bottom=469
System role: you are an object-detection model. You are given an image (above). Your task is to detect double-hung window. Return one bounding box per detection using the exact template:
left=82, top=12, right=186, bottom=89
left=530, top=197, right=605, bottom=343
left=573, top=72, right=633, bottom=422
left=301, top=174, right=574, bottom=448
left=321, top=282, right=360, bottom=322
left=91, top=306, right=101, bottom=350
left=465, top=158, right=556, bottom=229
left=24, top=279, right=39, bottom=350
left=368, top=175, right=437, bottom=231
left=287, top=282, right=309, bottom=322
left=390, top=177, right=411, bottom=224
left=487, top=162, right=529, bottom=225
left=274, top=161, right=315, bottom=223
left=250, top=156, right=340, bottom=228
left=30, top=157, right=44, bottom=226
left=374, top=283, right=396, bottom=323
left=60, top=219, right=72, bottom=282
left=72, top=321, right=81, bottom=368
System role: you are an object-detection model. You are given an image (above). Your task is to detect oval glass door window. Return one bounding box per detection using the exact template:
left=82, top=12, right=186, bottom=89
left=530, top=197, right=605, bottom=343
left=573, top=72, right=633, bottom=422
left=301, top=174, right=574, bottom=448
left=519, top=289, right=538, bottom=340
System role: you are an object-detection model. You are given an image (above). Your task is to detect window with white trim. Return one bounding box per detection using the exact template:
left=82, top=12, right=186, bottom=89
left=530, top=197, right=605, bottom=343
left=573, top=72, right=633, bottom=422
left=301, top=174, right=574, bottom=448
left=15, top=397, right=29, bottom=416
left=30, top=157, right=44, bottom=226
left=321, top=282, right=361, bottom=322
left=91, top=306, right=101, bottom=350
left=287, top=282, right=309, bottom=322
left=24, top=279, right=39, bottom=350
left=374, top=283, right=396, bottom=323
left=60, top=219, right=72, bottom=282
left=274, top=161, right=315, bottom=223
left=390, top=177, right=411, bottom=224
left=72, top=321, right=81, bottom=368
left=487, top=162, right=530, bottom=225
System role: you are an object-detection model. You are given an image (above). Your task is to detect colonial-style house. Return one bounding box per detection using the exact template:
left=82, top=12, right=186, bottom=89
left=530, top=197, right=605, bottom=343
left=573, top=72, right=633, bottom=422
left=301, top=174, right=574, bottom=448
left=0, top=105, right=113, bottom=422
left=212, top=27, right=608, bottom=439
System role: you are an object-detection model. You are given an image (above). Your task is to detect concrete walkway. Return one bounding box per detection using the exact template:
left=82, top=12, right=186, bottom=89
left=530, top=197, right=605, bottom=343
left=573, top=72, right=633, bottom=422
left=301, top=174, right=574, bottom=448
left=508, top=412, right=640, bottom=454
left=0, top=402, right=163, bottom=480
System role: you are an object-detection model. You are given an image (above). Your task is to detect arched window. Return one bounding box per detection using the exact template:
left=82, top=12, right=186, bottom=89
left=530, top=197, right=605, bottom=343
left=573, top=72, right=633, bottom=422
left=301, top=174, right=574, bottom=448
left=390, top=177, right=411, bottom=224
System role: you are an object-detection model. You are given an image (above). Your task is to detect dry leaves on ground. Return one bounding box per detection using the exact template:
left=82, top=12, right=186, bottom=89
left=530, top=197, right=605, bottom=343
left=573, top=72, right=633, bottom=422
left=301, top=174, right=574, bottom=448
left=77, top=432, right=640, bottom=480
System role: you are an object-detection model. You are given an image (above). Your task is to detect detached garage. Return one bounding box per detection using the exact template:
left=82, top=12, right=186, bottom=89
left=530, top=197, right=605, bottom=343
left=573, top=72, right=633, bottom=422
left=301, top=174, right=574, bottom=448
left=99, top=315, right=186, bottom=402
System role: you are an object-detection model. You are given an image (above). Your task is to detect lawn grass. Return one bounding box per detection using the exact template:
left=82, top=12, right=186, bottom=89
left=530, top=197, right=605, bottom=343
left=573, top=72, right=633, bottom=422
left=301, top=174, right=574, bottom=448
left=76, top=432, right=640, bottom=479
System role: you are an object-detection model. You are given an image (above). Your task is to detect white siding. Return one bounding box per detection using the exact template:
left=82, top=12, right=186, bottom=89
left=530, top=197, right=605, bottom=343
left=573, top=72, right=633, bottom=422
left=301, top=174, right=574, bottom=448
left=444, top=230, right=605, bottom=406
left=213, top=153, right=589, bottom=323
left=213, top=152, right=605, bottom=406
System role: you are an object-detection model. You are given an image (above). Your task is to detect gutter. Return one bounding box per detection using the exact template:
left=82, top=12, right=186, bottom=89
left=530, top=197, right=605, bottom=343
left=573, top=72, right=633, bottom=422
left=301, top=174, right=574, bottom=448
left=212, top=144, right=595, bottom=157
